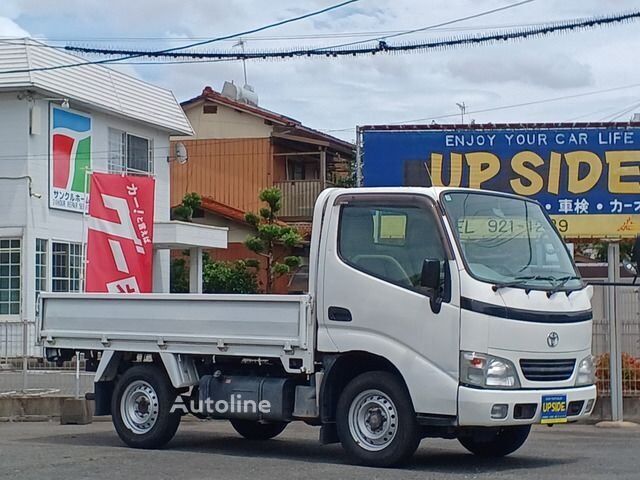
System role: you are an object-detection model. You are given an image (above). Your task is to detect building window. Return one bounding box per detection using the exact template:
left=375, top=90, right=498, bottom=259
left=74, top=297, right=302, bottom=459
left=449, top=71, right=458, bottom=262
left=35, top=239, right=47, bottom=305
left=287, top=159, right=319, bottom=181
left=108, top=128, right=153, bottom=174
left=203, top=104, right=218, bottom=114
left=0, top=239, right=20, bottom=315
left=52, top=242, right=82, bottom=292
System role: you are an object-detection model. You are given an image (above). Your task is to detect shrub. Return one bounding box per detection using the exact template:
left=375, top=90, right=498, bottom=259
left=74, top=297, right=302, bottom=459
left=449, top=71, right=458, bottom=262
left=595, top=352, right=640, bottom=393
left=170, top=257, right=189, bottom=293
left=170, top=255, right=258, bottom=294
left=203, top=259, right=258, bottom=294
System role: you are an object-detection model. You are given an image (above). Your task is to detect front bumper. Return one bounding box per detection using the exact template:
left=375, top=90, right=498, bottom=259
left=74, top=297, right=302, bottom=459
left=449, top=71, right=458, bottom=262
left=458, top=384, right=597, bottom=426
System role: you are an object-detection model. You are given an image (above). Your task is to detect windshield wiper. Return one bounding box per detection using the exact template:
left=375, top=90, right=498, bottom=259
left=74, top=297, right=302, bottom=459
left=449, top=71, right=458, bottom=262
left=492, top=274, right=583, bottom=294
left=492, top=275, right=574, bottom=292
left=546, top=275, right=583, bottom=297
left=491, top=275, right=553, bottom=291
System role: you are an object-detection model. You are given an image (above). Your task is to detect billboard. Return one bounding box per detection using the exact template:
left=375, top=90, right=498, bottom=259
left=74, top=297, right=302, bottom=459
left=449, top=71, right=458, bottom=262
left=86, top=173, right=155, bottom=293
left=361, top=126, right=640, bottom=238
left=49, top=106, right=92, bottom=212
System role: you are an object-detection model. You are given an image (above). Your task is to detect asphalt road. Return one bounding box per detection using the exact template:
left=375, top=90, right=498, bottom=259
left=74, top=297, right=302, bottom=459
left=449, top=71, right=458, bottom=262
left=0, top=420, right=638, bottom=480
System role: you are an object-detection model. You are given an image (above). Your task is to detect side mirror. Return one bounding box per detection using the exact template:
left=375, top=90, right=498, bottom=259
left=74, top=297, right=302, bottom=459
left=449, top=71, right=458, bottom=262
left=625, top=236, right=640, bottom=278
left=420, top=259, right=441, bottom=290
left=623, top=259, right=637, bottom=276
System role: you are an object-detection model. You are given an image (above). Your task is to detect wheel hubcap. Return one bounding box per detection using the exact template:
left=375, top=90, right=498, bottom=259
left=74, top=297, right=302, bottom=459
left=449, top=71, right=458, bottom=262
left=348, top=389, right=398, bottom=451
left=121, top=380, right=159, bottom=434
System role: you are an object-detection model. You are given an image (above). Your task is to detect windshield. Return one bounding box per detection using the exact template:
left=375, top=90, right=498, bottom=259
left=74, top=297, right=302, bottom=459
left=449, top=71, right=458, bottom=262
left=441, top=192, right=582, bottom=291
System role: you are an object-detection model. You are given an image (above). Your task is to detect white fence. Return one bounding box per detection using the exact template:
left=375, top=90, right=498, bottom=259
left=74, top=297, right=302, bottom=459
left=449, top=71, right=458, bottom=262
left=590, top=283, right=640, bottom=397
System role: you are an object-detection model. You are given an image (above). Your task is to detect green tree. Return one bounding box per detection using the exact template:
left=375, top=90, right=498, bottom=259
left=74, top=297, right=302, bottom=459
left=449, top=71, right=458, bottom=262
left=334, top=157, right=358, bottom=187
left=170, top=257, right=190, bottom=293
left=172, top=192, right=202, bottom=222
left=591, top=240, right=633, bottom=262
left=244, top=187, right=303, bottom=293
left=170, top=254, right=258, bottom=294
left=203, top=259, right=258, bottom=294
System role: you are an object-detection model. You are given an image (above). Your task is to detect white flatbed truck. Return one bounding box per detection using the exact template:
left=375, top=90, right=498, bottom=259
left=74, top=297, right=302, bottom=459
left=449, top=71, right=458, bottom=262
left=39, top=187, right=597, bottom=467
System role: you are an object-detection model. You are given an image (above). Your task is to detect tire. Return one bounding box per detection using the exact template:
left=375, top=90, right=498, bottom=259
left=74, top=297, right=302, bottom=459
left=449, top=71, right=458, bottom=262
left=111, top=364, right=181, bottom=449
left=336, top=371, right=420, bottom=467
left=230, top=419, right=288, bottom=440
left=458, top=425, right=531, bottom=457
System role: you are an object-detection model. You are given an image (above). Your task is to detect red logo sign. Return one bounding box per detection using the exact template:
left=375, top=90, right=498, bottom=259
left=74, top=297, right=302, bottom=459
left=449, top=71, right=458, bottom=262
left=86, top=173, right=155, bottom=293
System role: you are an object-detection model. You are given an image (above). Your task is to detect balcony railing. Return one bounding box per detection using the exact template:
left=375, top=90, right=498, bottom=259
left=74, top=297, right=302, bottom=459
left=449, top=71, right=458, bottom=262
left=274, top=180, right=325, bottom=219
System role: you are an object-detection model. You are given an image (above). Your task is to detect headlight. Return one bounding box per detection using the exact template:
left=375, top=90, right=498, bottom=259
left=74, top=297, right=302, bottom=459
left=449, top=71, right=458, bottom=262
left=576, top=355, right=595, bottom=386
left=460, top=351, right=520, bottom=389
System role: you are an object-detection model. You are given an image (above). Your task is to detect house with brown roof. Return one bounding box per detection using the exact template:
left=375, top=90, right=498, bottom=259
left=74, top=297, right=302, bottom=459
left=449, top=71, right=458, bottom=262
left=170, top=82, right=355, bottom=292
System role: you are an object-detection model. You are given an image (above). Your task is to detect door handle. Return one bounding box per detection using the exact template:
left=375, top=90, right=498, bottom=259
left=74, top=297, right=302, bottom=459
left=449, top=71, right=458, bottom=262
left=328, top=306, right=352, bottom=322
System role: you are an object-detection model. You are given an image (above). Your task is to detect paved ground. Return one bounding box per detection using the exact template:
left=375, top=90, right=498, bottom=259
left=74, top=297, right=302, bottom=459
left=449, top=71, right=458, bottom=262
left=0, top=420, right=638, bottom=480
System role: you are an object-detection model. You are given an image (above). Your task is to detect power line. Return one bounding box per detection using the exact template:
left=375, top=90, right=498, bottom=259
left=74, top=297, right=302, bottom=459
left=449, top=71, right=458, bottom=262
left=63, top=9, right=640, bottom=64
left=323, top=81, right=640, bottom=132
left=604, top=101, right=640, bottom=122
left=21, top=21, right=565, bottom=43
left=0, top=0, right=360, bottom=75
left=313, top=0, right=535, bottom=51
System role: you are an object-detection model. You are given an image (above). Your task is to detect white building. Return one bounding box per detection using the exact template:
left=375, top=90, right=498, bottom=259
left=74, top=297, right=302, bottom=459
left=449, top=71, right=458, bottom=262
left=0, top=39, right=226, bottom=358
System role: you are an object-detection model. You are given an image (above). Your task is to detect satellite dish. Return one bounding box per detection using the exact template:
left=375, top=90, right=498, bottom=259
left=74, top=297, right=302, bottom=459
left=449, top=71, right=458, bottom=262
left=175, top=142, right=188, bottom=165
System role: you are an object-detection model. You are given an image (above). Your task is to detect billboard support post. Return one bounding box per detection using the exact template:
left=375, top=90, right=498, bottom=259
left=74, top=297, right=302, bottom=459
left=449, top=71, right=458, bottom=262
left=355, top=126, right=363, bottom=187
left=607, top=241, right=623, bottom=421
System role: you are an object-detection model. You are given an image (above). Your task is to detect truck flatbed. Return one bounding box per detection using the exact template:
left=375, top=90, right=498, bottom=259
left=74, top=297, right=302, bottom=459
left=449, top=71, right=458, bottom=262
left=40, top=293, right=313, bottom=373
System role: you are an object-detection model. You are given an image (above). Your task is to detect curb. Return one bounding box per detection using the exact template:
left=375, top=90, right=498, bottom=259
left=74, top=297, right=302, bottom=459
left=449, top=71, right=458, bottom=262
left=595, top=420, right=640, bottom=429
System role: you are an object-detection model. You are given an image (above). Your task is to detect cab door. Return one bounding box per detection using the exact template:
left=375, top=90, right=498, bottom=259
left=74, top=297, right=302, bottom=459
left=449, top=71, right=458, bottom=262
left=318, top=193, right=460, bottom=415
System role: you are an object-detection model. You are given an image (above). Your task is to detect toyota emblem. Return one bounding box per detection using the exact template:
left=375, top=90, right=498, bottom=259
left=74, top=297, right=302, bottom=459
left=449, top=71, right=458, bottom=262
left=547, top=332, right=559, bottom=348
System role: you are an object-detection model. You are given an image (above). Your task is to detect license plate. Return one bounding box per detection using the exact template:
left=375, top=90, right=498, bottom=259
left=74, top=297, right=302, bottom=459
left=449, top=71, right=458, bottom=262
left=541, top=394, right=568, bottom=424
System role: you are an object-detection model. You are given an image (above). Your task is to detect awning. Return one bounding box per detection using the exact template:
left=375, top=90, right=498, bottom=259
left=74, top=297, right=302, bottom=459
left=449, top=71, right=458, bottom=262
left=153, top=221, right=228, bottom=250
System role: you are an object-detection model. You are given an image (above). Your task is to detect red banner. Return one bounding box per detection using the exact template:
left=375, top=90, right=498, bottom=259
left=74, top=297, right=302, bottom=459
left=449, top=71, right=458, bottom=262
left=86, top=173, right=155, bottom=293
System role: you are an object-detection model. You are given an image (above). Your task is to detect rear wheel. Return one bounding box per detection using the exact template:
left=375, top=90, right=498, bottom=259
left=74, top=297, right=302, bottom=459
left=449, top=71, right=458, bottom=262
left=458, top=425, right=531, bottom=457
left=230, top=419, right=288, bottom=440
left=111, top=365, right=181, bottom=449
left=336, top=371, right=420, bottom=467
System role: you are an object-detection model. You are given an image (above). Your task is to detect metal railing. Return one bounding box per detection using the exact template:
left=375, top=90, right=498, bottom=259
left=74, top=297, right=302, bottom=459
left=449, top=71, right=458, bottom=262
left=0, top=320, right=93, bottom=397
left=590, top=282, right=640, bottom=398
left=274, top=180, right=325, bottom=219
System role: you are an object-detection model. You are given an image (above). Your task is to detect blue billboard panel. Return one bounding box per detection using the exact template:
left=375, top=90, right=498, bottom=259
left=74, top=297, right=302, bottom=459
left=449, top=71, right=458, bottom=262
left=361, top=127, right=640, bottom=238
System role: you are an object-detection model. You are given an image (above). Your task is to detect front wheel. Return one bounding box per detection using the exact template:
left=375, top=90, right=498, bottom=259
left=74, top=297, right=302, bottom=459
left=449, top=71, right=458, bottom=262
left=458, top=425, right=531, bottom=457
left=111, top=364, right=181, bottom=449
left=336, top=371, right=420, bottom=467
left=230, top=419, right=288, bottom=440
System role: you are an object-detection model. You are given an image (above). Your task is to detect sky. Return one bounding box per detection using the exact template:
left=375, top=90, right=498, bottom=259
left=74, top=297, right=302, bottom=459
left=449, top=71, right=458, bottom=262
left=1, top=0, right=640, bottom=142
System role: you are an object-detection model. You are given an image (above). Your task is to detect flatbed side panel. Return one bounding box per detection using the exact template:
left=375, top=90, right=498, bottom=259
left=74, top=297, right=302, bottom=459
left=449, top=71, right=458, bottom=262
left=40, top=293, right=313, bottom=372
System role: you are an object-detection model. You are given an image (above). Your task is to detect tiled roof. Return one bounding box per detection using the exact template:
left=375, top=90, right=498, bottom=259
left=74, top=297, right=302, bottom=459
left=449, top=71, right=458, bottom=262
left=200, top=197, right=249, bottom=224
left=182, top=86, right=354, bottom=152
left=199, top=196, right=291, bottom=229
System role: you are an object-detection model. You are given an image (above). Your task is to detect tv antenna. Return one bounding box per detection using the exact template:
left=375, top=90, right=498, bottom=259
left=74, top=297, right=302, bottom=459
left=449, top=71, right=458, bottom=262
left=234, top=38, right=249, bottom=85
left=456, top=102, right=467, bottom=124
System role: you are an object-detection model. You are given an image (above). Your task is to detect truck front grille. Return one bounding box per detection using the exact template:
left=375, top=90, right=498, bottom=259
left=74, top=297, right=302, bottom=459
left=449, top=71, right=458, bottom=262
left=519, top=359, right=576, bottom=382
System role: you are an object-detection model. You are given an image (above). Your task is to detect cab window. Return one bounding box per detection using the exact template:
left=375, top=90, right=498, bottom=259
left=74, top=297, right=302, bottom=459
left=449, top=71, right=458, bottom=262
left=338, top=203, right=445, bottom=289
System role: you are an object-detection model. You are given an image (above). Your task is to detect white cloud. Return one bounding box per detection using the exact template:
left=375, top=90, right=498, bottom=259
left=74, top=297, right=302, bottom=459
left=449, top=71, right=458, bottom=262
left=446, top=50, right=593, bottom=89
left=3, top=1, right=640, bottom=139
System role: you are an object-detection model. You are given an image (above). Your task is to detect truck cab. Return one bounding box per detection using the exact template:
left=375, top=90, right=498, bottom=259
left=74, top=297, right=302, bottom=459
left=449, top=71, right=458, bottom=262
left=40, top=187, right=596, bottom=467
left=310, top=187, right=595, bottom=462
